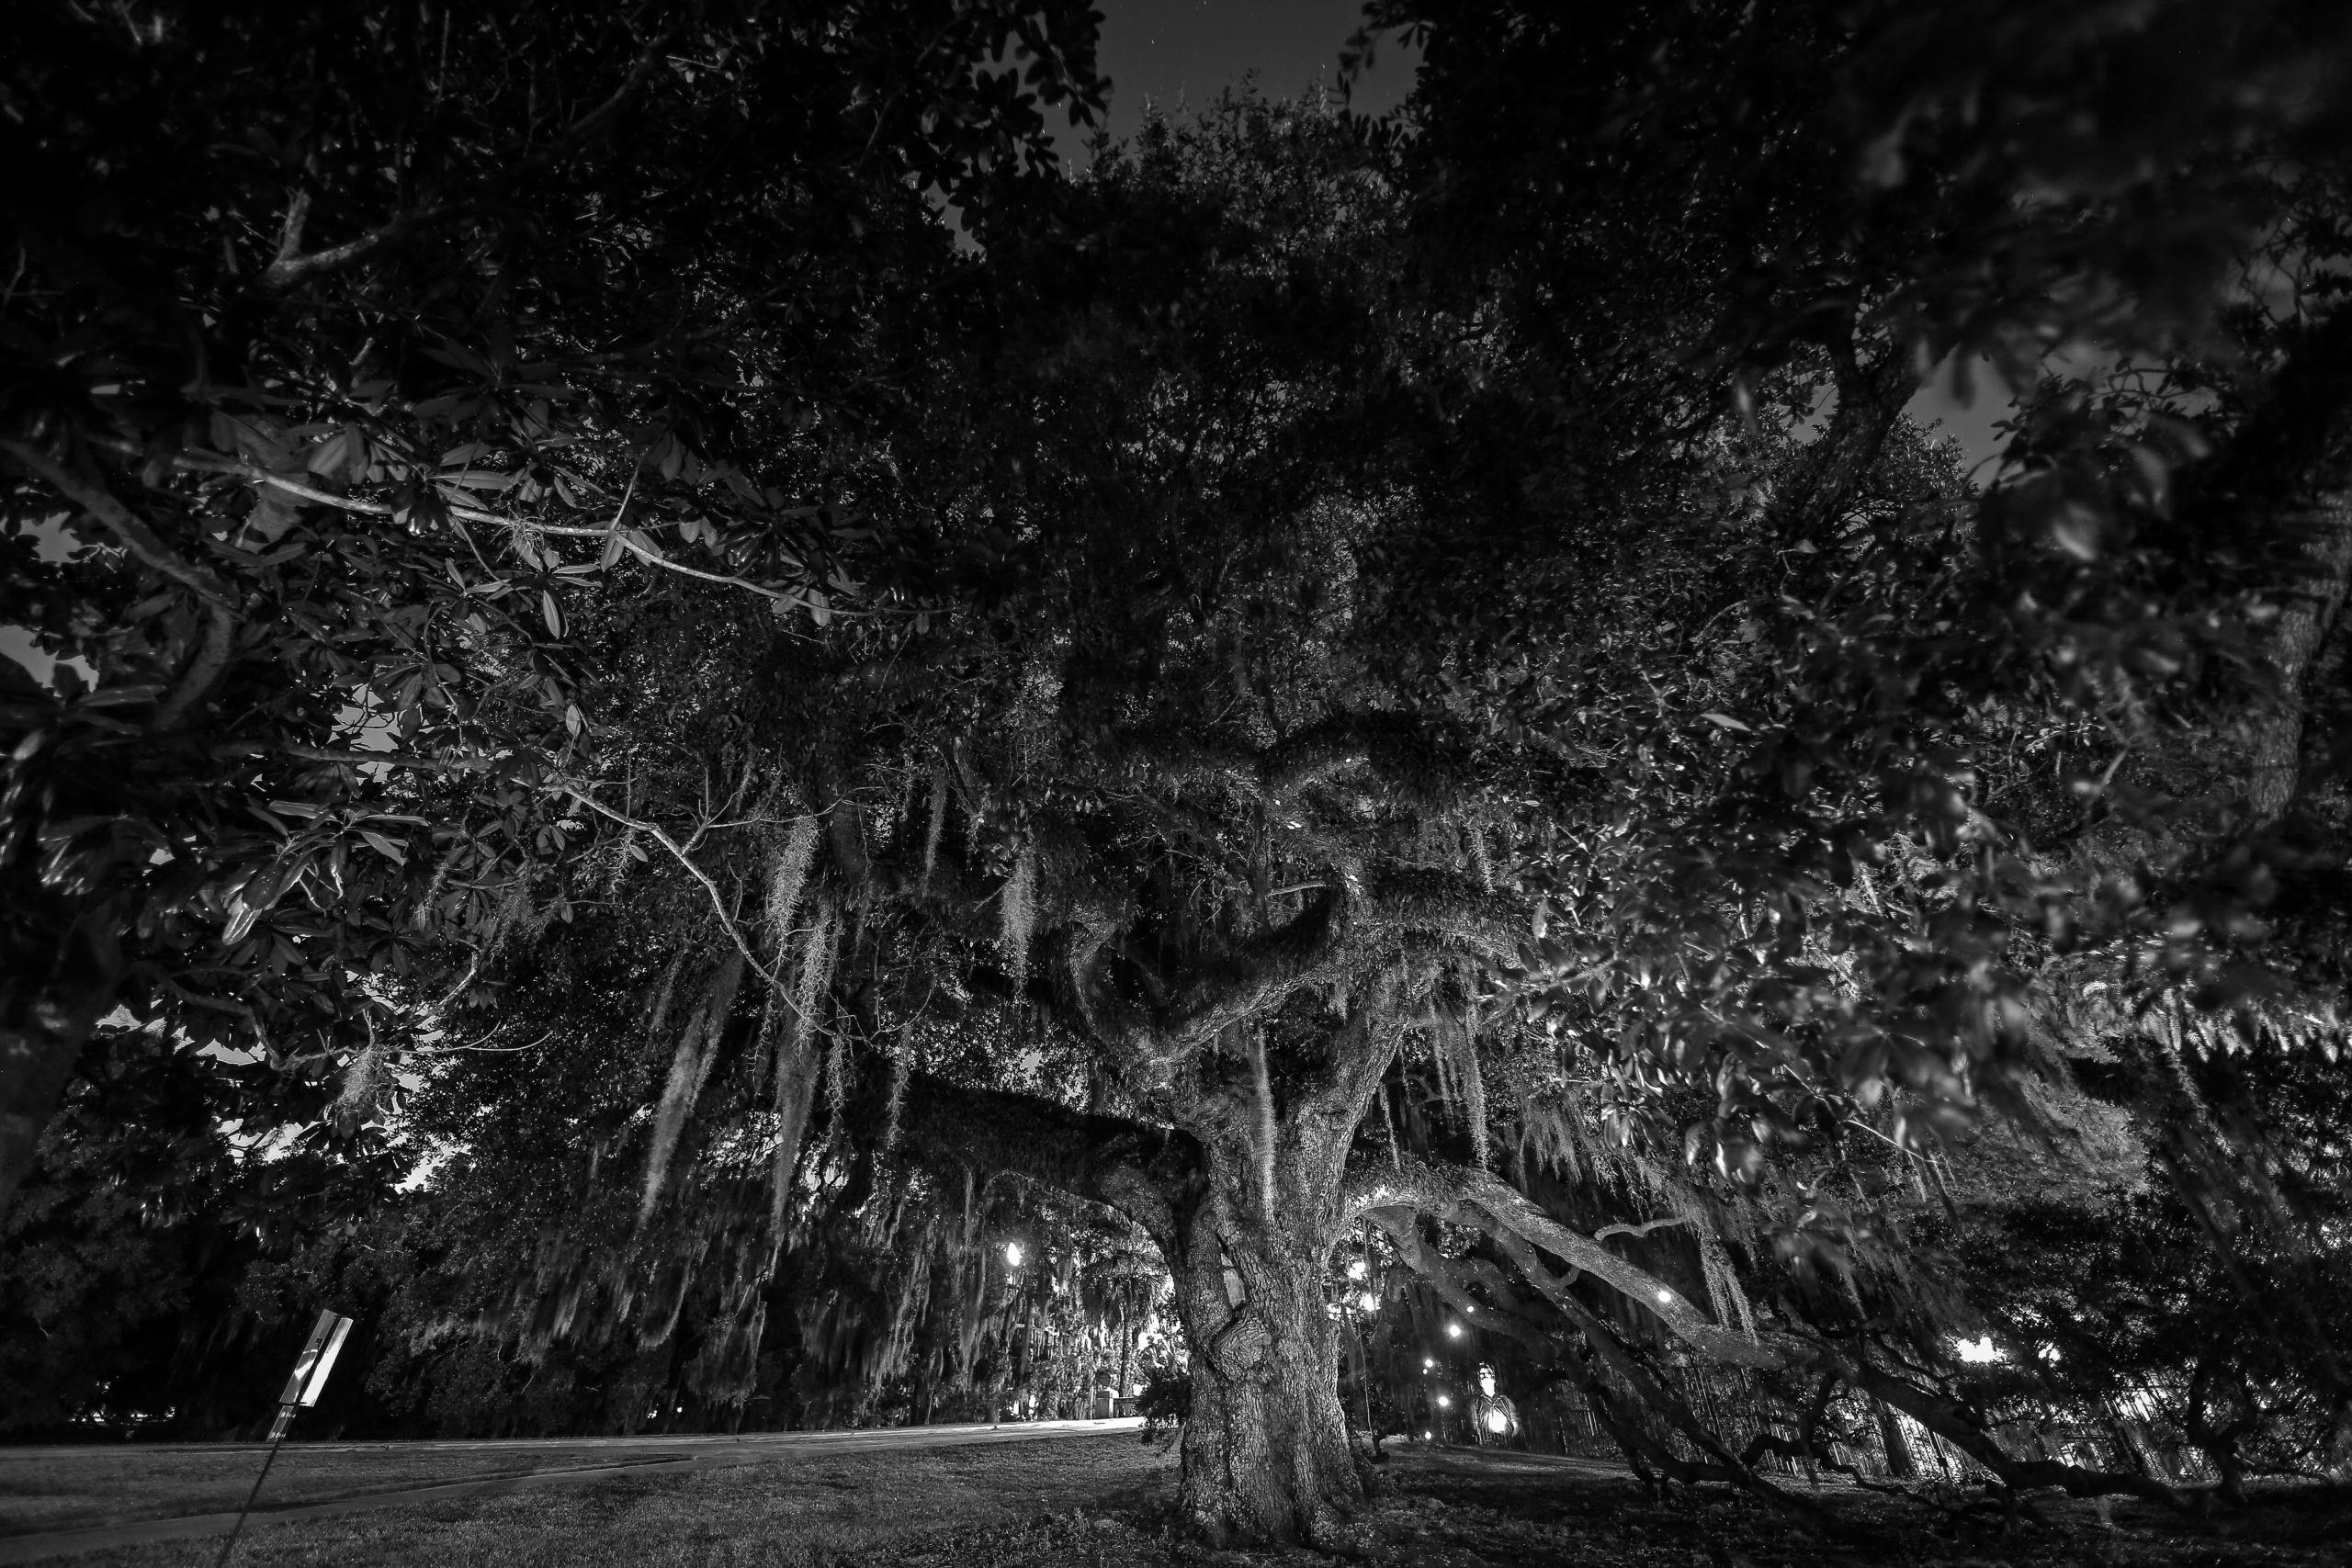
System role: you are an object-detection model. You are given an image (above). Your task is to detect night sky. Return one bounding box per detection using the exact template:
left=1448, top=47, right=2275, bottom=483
left=1060, top=0, right=1419, bottom=153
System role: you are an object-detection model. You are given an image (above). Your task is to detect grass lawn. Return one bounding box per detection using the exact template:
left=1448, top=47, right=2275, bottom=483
left=0, top=1440, right=714, bottom=1536
left=8, top=1433, right=2349, bottom=1567
left=14, top=1433, right=1176, bottom=1567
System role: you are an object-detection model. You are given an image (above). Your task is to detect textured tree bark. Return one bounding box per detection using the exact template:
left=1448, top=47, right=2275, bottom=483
left=1876, top=1400, right=1919, bottom=1480
left=2246, top=485, right=2352, bottom=822
left=1770, top=341, right=1920, bottom=548
left=1165, top=1171, right=1363, bottom=1546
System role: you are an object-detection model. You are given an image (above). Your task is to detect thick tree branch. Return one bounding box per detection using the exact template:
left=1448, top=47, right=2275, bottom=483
left=1342, top=1157, right=1781, bottom=1367
left=1769, top=338, right=1919, bottom=546
left=159, top=450, right=810, bottom=608
left=1355, top=1157, right=2211, bottom=1511
left=1161, top=886, right=1350, bottom=1039
left=884, top=1070, right=1202, bottom=1245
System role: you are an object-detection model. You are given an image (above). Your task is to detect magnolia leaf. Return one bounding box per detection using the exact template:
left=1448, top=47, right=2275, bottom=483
left=356, top=828, right=407, bottom=864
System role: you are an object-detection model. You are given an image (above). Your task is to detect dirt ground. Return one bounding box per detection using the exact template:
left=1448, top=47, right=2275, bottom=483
left=13, top=1432, right=2349, bottom=1567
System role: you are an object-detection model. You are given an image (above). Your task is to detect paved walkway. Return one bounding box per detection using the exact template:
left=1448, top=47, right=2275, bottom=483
left=0, top=1417, right=1146, bottom=1564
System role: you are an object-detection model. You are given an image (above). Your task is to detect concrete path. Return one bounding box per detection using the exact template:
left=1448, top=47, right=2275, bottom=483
left=0, top=1416, right=1147, bottom=1564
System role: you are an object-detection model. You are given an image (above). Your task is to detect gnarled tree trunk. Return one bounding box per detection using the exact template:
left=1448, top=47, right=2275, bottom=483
left=1164, top=1154, right=1363, bottom=1546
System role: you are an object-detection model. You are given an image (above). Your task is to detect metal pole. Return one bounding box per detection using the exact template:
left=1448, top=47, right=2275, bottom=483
left=215, top=1406, right=295, bottom=1568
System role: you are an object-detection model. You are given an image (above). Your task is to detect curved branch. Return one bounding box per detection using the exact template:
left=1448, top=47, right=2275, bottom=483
left=883, top=1070, right=1201, bottom=1246
left=1595, top=1214, right=1691, bottom=1242
left=1353, top=1156, right=2212, bottom=1512
left=1363, top=864, right=1523, bottom=955
left=1, top=440, right=236, bottom=606
left=1161, top=886, right=1350, bottom=1038
left=555, top=781, right=782, bottom=990
left=1342, top=1157, right=1781, bottom=1368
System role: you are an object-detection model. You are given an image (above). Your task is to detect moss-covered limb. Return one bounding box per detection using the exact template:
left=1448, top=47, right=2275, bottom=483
left=1368, top=1207, right=1817, bottom=1517
left=1362, top=1210, right=1562, bottom=1354
left=1339, top=1157, right=1784, bottom=1370
left=1476, top=1229, right=1823, bottom=1521
left=1155, top=887, right=1352, bottom=1043
left=1736, top=1374, right=1851, bottom=1475
left=1360, top=866, right=1525, bottom=955
left=1547, top=1344, right=1747, bottom=1492
left=1814, top=1342, right=2210, bottom=1512
left=880, top=1069, right=1202, bottom=1246
left=1351, top=1157, right=2207, bottom=1514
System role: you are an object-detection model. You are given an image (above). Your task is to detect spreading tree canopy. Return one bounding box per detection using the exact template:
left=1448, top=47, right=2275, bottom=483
left=7, top=0, right=2352, bottom=1548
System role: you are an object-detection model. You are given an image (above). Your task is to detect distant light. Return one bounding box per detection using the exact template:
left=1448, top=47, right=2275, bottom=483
left=1446, top=1323, right=1464, bottom=1338
left=1464, top=1304, right=1475, bottom=1314
left=1954, top=1336, right=2005, bottom=1364
left=1004, top=1242, right=1023, bottom=1268
left=1422, top=1358, right=1435, bottom=1371
left=1436, top=1394, right=1451, bottom=1407
left=1655, top=1290, right=1671, bottom=1303
left=1422, top=1430, right=1431, bottom=1440
left=1485, top=1410, right=1508, bottom=1434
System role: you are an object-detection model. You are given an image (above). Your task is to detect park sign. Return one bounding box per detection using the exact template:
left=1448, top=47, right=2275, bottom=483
left=266, top=1310, right=353, bottom=1439
left=220, top=1311, right=355, bottom=1566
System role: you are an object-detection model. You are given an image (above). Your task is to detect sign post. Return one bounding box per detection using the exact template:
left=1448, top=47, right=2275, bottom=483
left=217, top=1309, right=353, bottom=1568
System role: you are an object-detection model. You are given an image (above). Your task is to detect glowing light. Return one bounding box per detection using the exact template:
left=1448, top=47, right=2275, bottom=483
left=1954, top=1337, right=2005, bottom=1364
left=1004, top=1242, right=1024, bottom=1268
left=1436, top=1394, right=1451, bottom=1407
left=1655, top=1290, right=1672, bottom=1303
left=1346, top=1259, right=1367, bottom=1280
left=1422, top=1430, right=1431, bottom=1440
left=1464, top=1304, right=1475, bottom=1314
left=1446, top=1322, right=1464, bottom=1338
left=1357, top=1292, right=1378, bottom=1313
left=1422, top=1358, right=1434, bottom=1371
left=1485, top=1410, right=1509, bottom=1434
